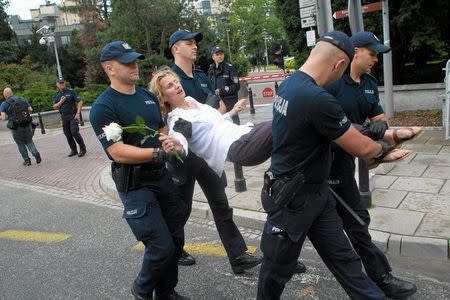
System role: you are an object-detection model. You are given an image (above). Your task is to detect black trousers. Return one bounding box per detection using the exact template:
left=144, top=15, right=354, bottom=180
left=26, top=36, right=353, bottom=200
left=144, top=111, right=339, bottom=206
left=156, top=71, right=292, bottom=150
left=257, top=187, right=385, bottom=300
left=62, top=117, right=86, bottom=152
left=177, top=152, right=247, bottom=261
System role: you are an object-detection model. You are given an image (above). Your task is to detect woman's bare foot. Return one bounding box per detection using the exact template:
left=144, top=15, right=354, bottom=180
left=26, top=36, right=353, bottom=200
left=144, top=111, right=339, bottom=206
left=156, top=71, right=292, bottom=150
left=381, top=148, right=412, bottom=163
left=366, top=148, right=412, bottom=169
left=383, top=127, right=423, bottom=145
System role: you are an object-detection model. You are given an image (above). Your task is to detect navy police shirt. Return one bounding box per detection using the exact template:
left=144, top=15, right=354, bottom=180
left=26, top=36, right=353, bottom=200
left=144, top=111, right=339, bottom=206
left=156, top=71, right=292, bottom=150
left=53, top=88, right=81, bottom=117
left=89, top=86, right=164, bottom=158
left=270, top=71, right=351, bottom=183
left=325, top=73, right=384, bottom=124
left=172, top=64, right=214, bottom=104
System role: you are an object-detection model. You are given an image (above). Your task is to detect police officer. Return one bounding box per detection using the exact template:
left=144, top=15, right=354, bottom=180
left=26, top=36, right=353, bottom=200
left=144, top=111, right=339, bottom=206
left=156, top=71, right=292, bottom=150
left=208, top=46, right=241, bottom=124
left=257, top=31, right=395, bottom=300
left=325, top=31, right=417, bottom=299
left=53, top=77, right=86, bottom=157
left=168, top=29, right=262, bottom=273
left=90, top=41, right=188, bottom=300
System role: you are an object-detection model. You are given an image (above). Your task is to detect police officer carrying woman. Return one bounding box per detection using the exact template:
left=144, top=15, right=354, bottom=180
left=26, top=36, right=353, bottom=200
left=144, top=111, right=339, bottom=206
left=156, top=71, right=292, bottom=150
left=207, top=46, right=241, bottom=124
left=257, top=31, right=396, bottom=300
left=90, top=41, right=188, bottom=300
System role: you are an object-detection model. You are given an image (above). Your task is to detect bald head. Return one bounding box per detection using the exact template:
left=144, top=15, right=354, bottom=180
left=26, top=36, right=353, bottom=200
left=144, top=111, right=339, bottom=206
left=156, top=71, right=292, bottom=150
left=311, top=41, right=349, bottom=64
left=3, top=87, right=13, bottom=99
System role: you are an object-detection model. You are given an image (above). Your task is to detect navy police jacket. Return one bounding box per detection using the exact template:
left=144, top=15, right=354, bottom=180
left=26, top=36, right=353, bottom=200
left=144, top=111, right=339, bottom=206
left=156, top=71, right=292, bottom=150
left=207, top=61, right=240, bottom=103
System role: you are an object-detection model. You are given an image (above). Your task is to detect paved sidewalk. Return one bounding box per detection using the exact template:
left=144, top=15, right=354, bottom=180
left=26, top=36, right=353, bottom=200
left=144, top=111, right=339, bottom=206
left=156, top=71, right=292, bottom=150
left=1, top=105, right=449, bottom=260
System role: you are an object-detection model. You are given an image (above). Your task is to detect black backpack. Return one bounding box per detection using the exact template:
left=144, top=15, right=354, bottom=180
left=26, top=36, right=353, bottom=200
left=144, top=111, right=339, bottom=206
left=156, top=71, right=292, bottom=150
left=6, top=97, right=32, bottom=127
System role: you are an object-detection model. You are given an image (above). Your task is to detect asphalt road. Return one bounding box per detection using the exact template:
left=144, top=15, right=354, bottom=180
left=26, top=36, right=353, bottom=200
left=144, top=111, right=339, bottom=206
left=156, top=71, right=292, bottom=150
left=1, top=181, right=449, bottom=300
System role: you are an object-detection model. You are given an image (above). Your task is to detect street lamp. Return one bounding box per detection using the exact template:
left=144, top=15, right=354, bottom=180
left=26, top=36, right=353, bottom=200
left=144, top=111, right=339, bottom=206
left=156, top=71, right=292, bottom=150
left=37, top=25, right=62, bottom=78
left=262, top=32, right=269, bottom=67
left=220, top=17, right=232, bottom=62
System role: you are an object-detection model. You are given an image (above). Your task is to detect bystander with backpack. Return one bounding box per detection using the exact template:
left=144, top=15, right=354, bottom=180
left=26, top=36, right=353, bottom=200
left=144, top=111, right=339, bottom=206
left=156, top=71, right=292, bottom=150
left=1, top=87, right=41, bottom=166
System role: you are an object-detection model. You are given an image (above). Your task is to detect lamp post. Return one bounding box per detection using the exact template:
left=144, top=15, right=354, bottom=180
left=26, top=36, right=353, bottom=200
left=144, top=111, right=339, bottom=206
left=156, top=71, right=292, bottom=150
left=37, top=25, right=62, bottom=78
left=220, top=16, right=232, bottom=62
left=263, top=32, right=269, bottom=67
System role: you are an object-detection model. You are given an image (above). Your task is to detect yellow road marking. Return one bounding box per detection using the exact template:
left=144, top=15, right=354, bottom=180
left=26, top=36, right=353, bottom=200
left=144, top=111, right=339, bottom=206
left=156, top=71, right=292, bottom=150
left=0, top=230, right=70, bottom=243
left=133, top=242, right=257, bottom=256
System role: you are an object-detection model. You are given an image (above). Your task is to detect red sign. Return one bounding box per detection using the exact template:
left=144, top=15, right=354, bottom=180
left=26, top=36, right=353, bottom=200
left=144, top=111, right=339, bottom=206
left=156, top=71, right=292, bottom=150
left=262, top=87, right=274, bottom=98
left=333, top=2, right=382, bottom=19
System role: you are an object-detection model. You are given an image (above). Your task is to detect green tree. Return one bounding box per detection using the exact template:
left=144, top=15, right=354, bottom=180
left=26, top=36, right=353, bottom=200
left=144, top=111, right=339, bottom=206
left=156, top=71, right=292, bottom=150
left=0, top=0, right=14, bottom=41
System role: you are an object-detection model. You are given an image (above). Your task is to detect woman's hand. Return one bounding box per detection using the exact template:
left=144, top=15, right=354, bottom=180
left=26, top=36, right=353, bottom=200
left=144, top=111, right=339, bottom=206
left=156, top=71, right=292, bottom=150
left=159, top=135, right=184, bottom=155
left=230, top=99, right=247, bottom=116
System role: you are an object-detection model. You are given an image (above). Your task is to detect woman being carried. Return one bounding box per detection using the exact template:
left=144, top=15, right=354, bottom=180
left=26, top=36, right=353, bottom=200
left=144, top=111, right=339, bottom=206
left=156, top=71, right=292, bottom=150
left=149, top=68, right=416, bottom=175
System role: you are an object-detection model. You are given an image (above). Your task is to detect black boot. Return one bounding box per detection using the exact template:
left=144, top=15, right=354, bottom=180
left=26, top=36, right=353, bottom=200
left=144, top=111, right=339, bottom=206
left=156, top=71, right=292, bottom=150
left=376, top=273, right=417, bottom=299
left=23, top=158, right=31, bottom=166
left=230, top=253, right=262, bottom=274
left=293, top=261, right=306, bottom=274
left=154, top=291, right=191, bottom=300
left=130, top=284, right=152, bottom=300
left=78, top=148, right=86, bottom=157
left=178, top=249, right=196, bottom=266
left=35, top=153, right=41, bottom=164
left=68, top=150, right=78, bottom=157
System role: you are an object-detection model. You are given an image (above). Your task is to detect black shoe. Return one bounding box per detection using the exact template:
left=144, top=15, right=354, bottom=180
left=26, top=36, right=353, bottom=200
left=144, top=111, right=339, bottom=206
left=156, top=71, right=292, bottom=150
left=178, top=249, right=196, bottom=266
left=23, top=158, right=31, bottom=166
left=35, top=153, right=41, bottom=164
left=154, top=291, right=191, bottom=300
left=231, top=253, right=262, bottom=274
left=293, top=261, right=306, bottom=274
left=131, top=284, right=152, bottom=300
left=78, top=149, right=86, bottom=157
left=376, top=273, right=417, bottom=299
left=68, top=150, right=78, bottom=157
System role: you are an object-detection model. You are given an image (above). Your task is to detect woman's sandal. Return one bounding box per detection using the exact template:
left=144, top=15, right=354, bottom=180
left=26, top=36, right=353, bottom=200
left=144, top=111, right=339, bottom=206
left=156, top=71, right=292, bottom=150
left=392, top=127, right=423, bottom=145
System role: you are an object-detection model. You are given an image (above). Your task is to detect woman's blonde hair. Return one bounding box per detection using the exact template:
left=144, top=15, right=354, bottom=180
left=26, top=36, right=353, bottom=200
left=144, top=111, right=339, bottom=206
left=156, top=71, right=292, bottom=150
left=148, top=66, right=180, bottom=118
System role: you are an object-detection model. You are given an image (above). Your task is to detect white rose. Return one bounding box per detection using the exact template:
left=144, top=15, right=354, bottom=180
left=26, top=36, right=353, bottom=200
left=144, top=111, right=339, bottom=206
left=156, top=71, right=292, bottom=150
left=103, top=122, right=123, bottom=142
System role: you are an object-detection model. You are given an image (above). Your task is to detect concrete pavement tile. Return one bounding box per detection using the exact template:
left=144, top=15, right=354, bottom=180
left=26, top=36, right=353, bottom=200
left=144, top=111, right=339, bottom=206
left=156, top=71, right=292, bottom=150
left=401, top=236, right=448, bottom=260
left=232, top=208, right=266, bottom=231
left=390, top=177, right=445, bottom=193
left=422, top=165, right=450, bottom=179
left=243, top=177, right=264, bottom=190
left=368, top=230, right=390, bottom=252
left=387, top=164, right=428, bottom=177
left=368, top=207, right=424, bottom=235
left=415, top=213, right=450, bottom=239
left=400, top=192, right=450, bottom=215
left=440, top=180, right=450, bottom=194
left=228, top=189, right=263, bottom=211
left=387, top=234, right=402, bottom=256
left=427, top=137, right=450, bottom=146
left=440, top=146, right=450, bottom=154
left=191, top=201, right=209, bottom=219
left=399, top=143, right=442, bottom=154
left=372, top=189, right=407, bottom=208
left=371, top=164, right=396, bottom=175
left=413, top=154, right=450, bottom=166
left=372, top=175, right=398, bottom=189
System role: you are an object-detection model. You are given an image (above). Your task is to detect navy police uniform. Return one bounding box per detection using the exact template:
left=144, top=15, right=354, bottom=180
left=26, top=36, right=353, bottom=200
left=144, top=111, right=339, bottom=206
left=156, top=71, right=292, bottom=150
left=207, top=61, right=241, bottom=124
left=325, top=73, right=392, bottom=282
left=90, top=87, right=185, bottom=298
left=53, top=88, right=86, bottom=153
left=171, top=64, right=249, bottom=262
left=257, top=71, right=384, bottom=299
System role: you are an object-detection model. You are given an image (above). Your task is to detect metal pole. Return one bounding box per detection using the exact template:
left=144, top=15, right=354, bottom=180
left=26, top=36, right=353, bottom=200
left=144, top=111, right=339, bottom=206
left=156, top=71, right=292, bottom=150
left=248, top=87, right=255, bottom=114
left=79, top=110, right=84, bottom=126
left=315, top=0, right=334, bottom=35
left=226, top=29, right=232, bottom=62
left=264, top=36, right=269, bottom=67
left=382, top=0, right=394, bottom=118
left=37, top=112, right=46, bottom=134
left=53, top=38, right=63, bottom=78
left=348, top=0, right=364, bottom=33
left=233, top=163, right=247, bottom=192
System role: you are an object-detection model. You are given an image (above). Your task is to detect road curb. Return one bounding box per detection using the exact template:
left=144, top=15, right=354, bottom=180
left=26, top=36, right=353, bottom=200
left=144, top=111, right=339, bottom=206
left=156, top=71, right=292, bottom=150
left=99, top=165, right=449, bottom=261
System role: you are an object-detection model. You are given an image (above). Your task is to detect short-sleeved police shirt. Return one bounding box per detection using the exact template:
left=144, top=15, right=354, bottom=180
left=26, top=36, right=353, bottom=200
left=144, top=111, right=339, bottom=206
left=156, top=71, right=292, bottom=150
left=53, top=88, right=81, bottom=117
left=89, top=86, right=164, bottom=161
left=325, top=73, right=384, bottom=124
left=270, top=71, right=351, bottom=183
left=172, top=64, right=214, bottom=104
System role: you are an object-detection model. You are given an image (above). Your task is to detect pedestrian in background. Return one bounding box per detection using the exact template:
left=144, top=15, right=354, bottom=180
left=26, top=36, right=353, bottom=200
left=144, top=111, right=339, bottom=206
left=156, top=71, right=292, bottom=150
left=90, top=41, right=188, bottom=300
left=53, top=77, right=86, bottom=157
left=1, top=87, right=41, bottom=166
left=208, top=46, right=241, bottom=124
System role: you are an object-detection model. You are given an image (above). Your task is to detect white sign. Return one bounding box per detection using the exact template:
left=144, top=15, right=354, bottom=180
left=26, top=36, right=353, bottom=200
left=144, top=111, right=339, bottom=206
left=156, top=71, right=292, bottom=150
left=299, top=0, right=315, bottom=8
left=300, top=6, right=316, bottom=18
left=306, top=30, right=316, bottom=47
left=301, top=16, right=316, bottom=28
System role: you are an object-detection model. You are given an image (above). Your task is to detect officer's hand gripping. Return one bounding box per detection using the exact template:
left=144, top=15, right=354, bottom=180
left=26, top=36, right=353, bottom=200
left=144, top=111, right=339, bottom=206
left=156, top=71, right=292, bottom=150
left=368, top=120, right=388, bottom=140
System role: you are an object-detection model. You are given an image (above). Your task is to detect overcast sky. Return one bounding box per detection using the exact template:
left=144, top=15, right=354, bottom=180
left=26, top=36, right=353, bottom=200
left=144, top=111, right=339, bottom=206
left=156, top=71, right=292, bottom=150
left=6, top=1, right=61, bottom=20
